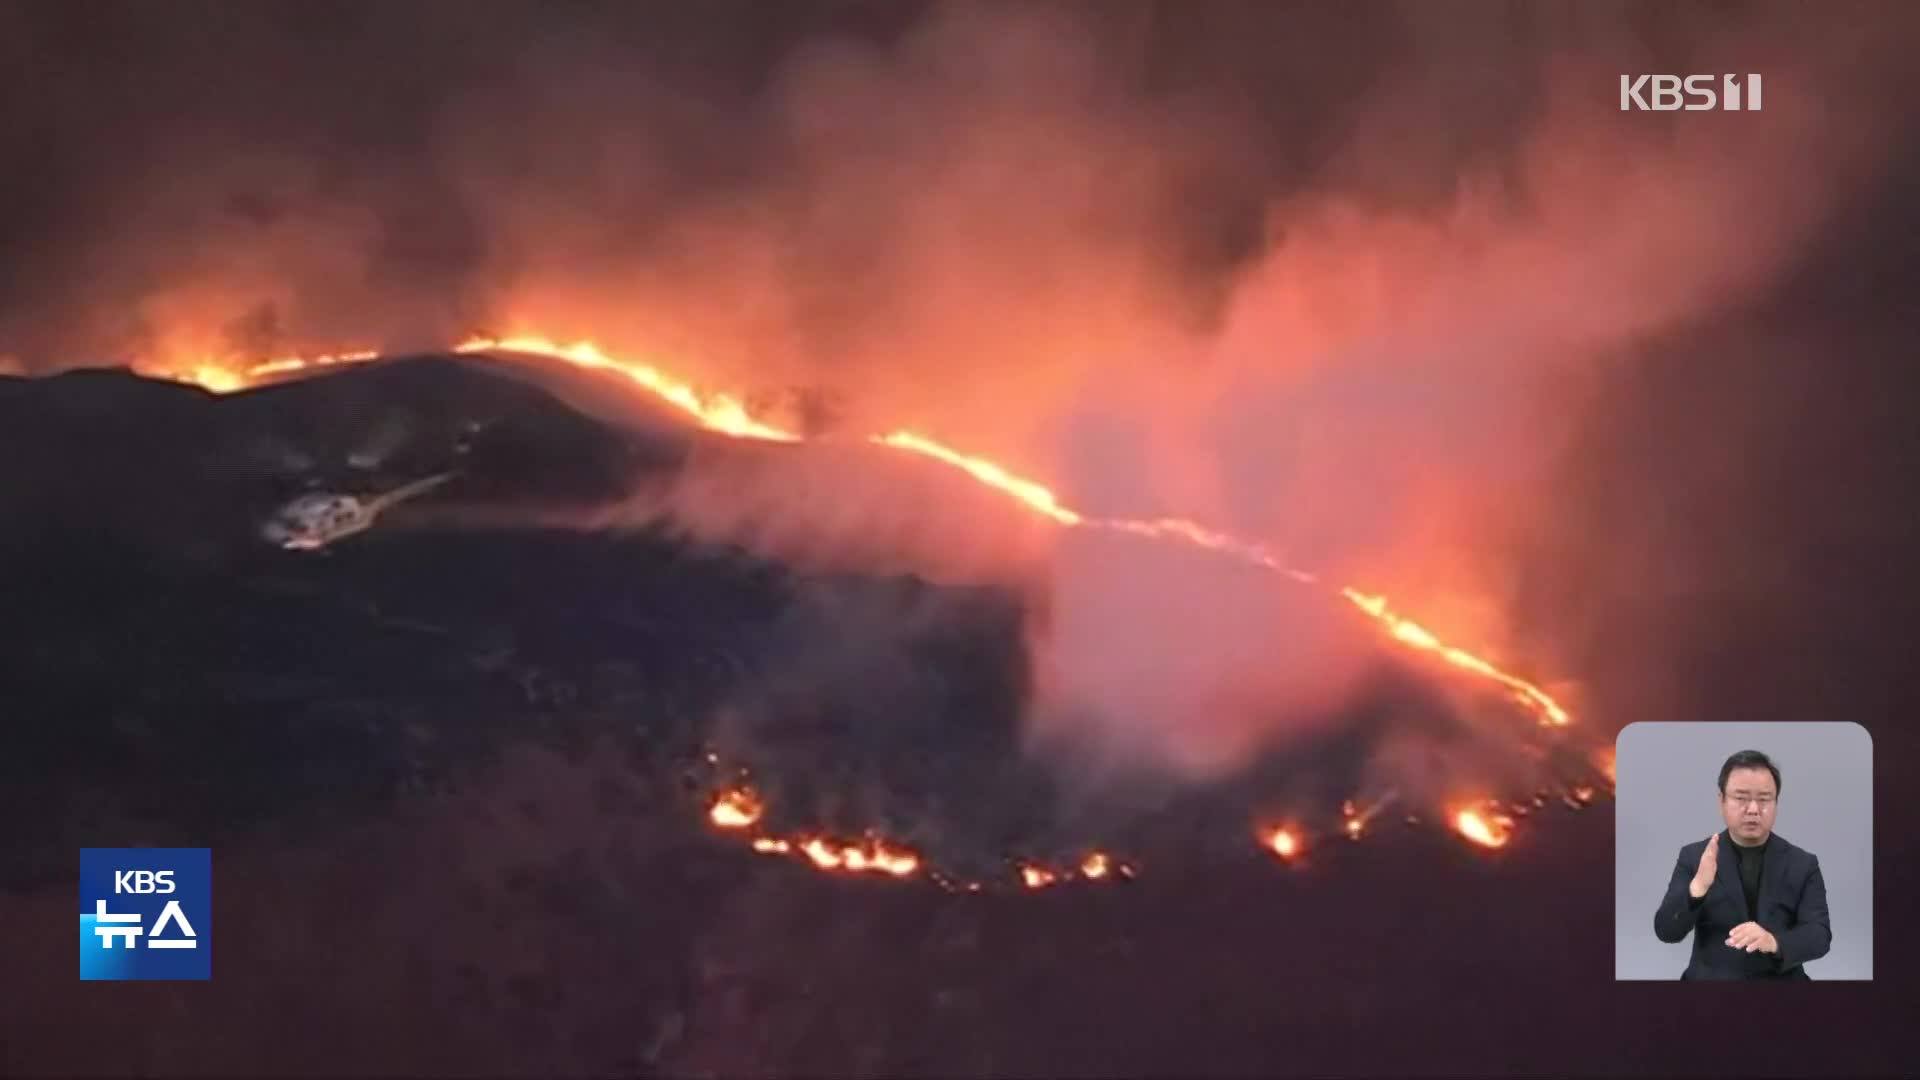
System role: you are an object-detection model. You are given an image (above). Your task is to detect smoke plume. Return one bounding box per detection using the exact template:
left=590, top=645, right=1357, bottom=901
left=3, top=1, right=1914, bottom=783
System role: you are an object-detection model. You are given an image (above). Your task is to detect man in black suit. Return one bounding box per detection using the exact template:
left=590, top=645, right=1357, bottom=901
left=1653, top=749, right=1832, bottom=979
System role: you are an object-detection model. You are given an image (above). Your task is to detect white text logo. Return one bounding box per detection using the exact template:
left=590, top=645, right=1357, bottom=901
left=113, top=869, right=176, bottom=894
left=1620, top=74, right=1762, bottom=111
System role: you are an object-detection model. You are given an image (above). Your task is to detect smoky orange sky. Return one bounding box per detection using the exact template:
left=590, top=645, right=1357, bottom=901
left=4, top=1, right=1915, bottom=781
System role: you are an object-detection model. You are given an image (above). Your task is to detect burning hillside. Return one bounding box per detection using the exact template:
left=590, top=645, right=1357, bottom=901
left=5, top=2, right=1918, bottom=1074
left=155, top=335, right=1578, bottom=727
left=83, top=339, right=1611, bottom=888
left=6, top=0, right=1885, bottom=894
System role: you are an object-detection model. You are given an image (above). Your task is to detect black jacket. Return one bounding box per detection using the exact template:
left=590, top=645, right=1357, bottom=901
left=1653, top=829, right=1831, bottom=980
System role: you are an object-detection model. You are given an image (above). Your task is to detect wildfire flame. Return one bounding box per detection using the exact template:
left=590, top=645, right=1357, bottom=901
left=708, top=788, right=921, bottom=877
left=1453, top=808, right=1516, bottom=849
left=453, top=336, right=800, bottom=442
left=874, top=430, right=1082, bottom=526
left=1264, top=827, right=1301, bottom=860
left=177, top=364, right=247, bottom=393
left=709, top=788, right=763, bottom=829
left=1019, top=865, right=1059, bottom=890
left=711, top=774, right=1589, bottom=888
left=1340, top=590, right=1569, bottom=726
left=146, top=337, right=1599, bottom=883
left=797, top=836, right=921, bottom=877
left=147, top=348, right=382, bottom=393
left=705, top=748, right=1563, bottom=887
left=152, top=335, right=1573, bottom=730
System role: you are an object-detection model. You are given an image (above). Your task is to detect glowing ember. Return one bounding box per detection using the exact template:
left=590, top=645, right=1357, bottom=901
left=1454, top=808, right=1515, bottom=848
left=1265, top=827, right=1300, bottom=859
left=1339, top=795, right=1387, bottom=840
left=796, top=836, right=921, bottom=877
left=1019, top=865, right=1059, bottom=889
left=800, top=838, right=840, bottom=869
left=709, top=788, right=763, bottom=829
left=1080, top=852, right=1113, bottom=879
left=705, top=775, right=924, bottom=879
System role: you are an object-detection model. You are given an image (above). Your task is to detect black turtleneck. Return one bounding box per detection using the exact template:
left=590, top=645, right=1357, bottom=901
left=1729, top=833, right=1770, bottom=921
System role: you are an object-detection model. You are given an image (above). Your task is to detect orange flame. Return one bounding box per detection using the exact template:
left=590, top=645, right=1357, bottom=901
left=1265, top=827, right=1301, bottom=859
left=143, top=348, right=381, bottom=391
left=131, top=339, right=1610, bottom=894
left=159, top=337, right=1576, bottom=730
left=709, top=788, right=763, bottom=829
left=454, top=335, right=799, bottom=442
left=796, top=836, right=921, bottom=877
left=1453, top=808, right=1515, bottom=848
left=177, top=364, right=247, bottom=393
left=708, top=769, right=1144, bottom=890
left=1339, top=590, right=1569, bottom=726
left=1019, top=864, right=1059, bottom=889
left=865, top=437, right=1568, bottom=725
left=872, top=431, right=1082, bottom=526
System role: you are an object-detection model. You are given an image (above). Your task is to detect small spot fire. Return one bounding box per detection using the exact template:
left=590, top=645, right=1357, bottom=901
left=1263, top=826, right=1301, bottom=861
left=1452, top=807, right=1517, bottom=849
left=705, top=779, right=1148, bottom=892
left=702, top=767, right=1583, bottom=892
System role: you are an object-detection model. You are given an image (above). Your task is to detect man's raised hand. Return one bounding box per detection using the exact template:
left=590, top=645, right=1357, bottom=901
left=1688, top=833, right=1719, bottom=899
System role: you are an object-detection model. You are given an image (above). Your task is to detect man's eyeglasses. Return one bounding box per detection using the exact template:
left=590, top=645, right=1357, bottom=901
left=1724, top=794, right=1775, bottom=809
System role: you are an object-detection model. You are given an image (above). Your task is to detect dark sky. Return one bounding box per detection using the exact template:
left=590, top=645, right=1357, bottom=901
left=3, top=2, right=1919, bottom=1075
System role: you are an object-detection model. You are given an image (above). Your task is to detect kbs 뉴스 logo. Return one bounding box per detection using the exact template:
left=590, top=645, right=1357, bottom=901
left=79, top=848, right=211, bottom=981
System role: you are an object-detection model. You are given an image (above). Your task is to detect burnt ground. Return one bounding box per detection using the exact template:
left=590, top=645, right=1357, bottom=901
left=1, top=354, right=1916, bottom=1078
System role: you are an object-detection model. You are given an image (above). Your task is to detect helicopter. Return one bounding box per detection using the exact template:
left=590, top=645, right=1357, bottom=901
left=261, top=472, right=452, bottom=551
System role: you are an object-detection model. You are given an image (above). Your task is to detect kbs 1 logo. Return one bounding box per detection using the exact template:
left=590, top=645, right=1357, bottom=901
left=79, top=848, right=211, bottom=981
left=1620, top=74, right=1763, bottom=111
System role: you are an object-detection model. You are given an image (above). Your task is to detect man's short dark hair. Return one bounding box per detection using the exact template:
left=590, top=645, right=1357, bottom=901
left=1718, top=749, right=1782, bottom=795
